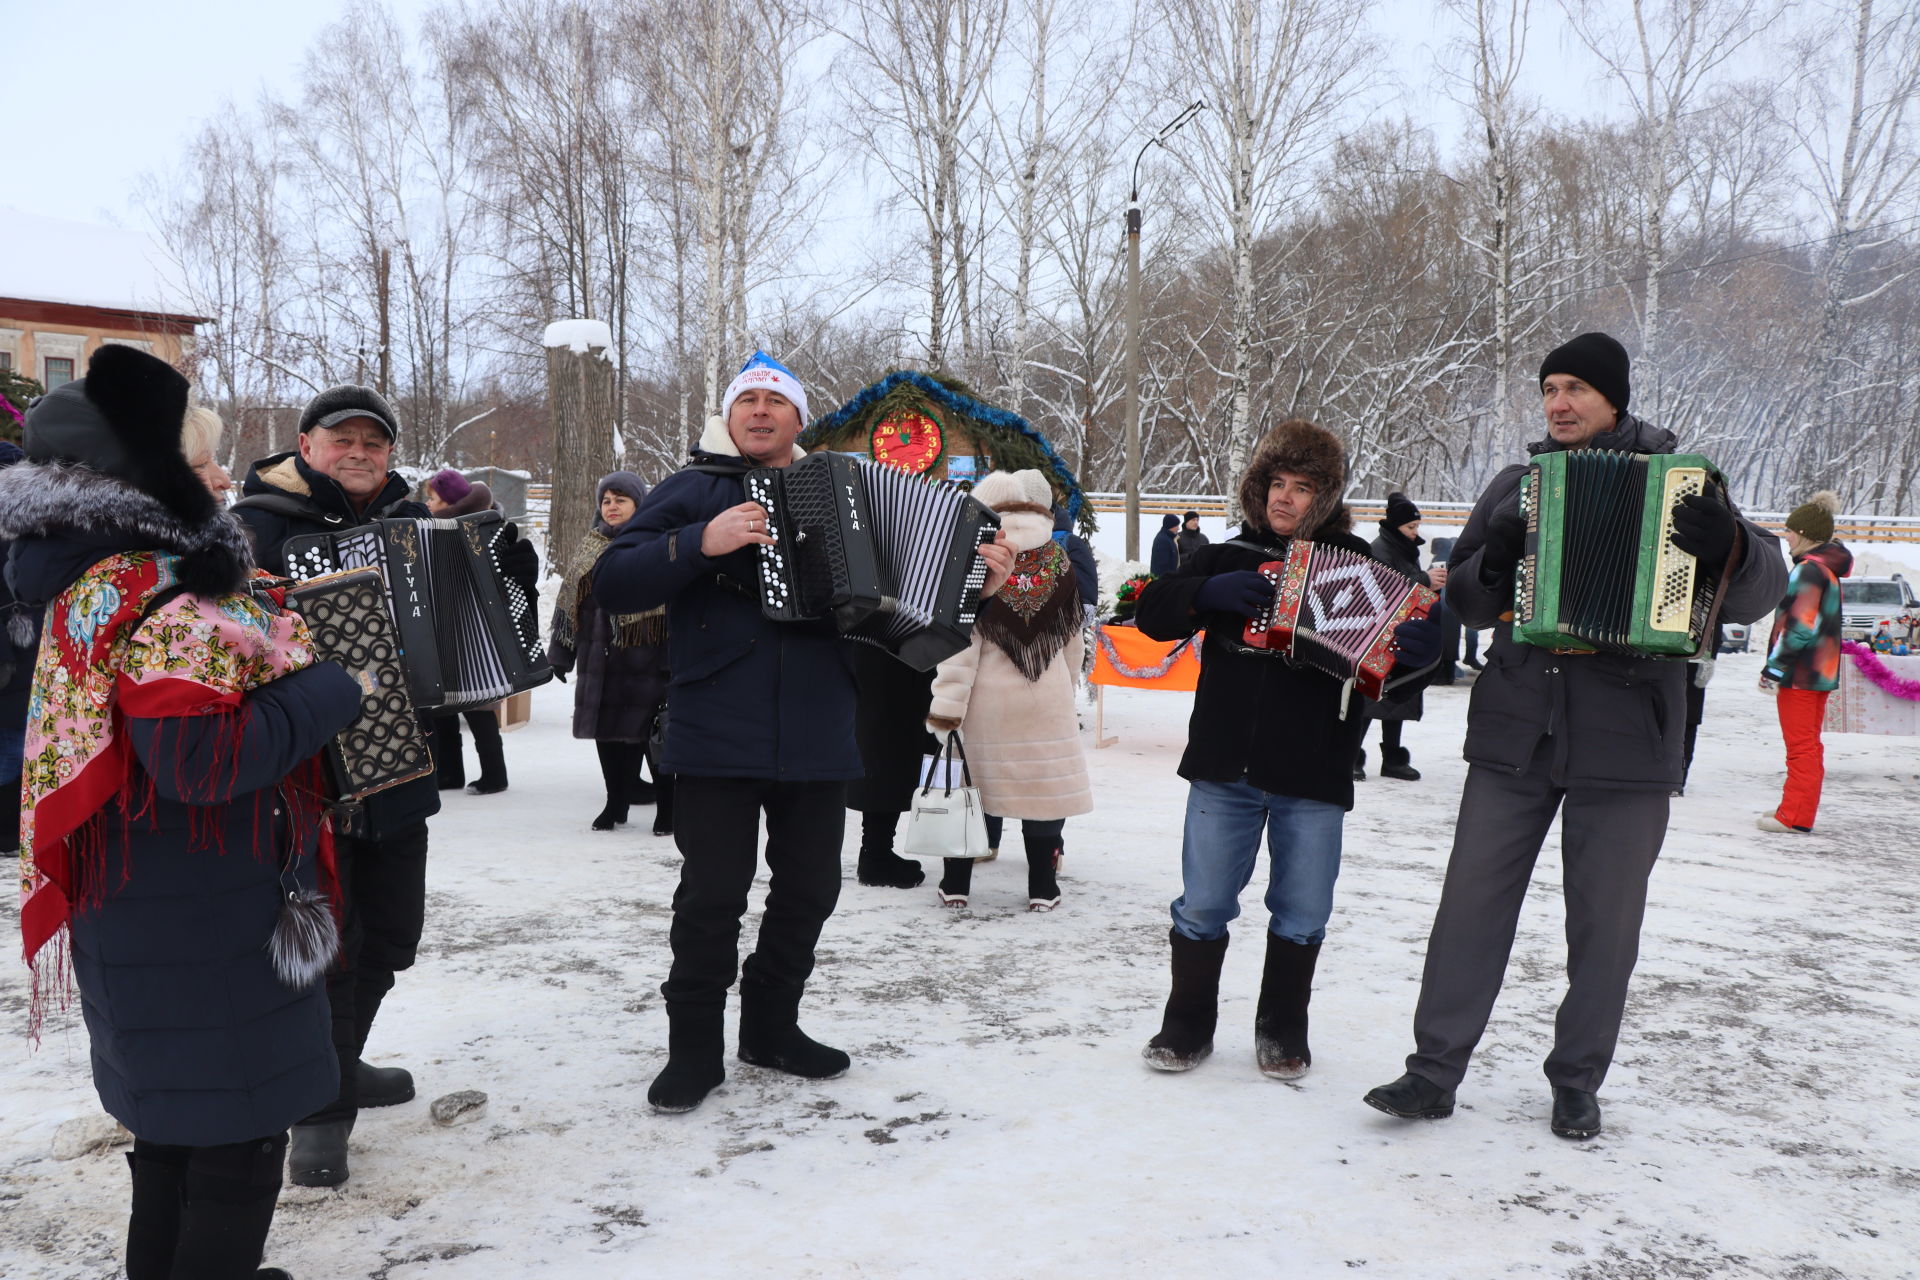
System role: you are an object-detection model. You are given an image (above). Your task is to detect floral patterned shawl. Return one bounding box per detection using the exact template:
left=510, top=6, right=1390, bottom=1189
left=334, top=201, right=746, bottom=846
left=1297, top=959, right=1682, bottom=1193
left=19, top=551, right=321, bottom=985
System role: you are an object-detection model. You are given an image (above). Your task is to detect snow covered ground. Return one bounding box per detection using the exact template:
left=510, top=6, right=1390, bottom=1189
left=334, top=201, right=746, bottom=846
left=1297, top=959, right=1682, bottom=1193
left=5, top=646, right=1920, bottom=1278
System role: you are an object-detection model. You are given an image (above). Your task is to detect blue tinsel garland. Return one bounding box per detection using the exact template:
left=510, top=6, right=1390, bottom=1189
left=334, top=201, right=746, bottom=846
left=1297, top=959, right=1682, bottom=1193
left=802, top=370, right=1085, bottom=525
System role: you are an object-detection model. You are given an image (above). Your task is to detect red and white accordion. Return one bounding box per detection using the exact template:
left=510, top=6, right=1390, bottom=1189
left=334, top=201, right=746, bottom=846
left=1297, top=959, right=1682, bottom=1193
left=1240, top=540, right=1438, bottom=699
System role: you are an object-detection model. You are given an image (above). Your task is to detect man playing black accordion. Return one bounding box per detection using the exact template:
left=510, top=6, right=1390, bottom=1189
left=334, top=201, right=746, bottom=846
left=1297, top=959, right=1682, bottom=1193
left=1365, top=331, right=1787, bottom=1139
left=594, top=351, right=1012, bottom=1115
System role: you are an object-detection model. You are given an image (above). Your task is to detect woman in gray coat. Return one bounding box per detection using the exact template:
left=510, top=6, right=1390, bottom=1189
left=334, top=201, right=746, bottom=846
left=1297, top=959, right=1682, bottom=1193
left=549, top=472, right=672, bottom=832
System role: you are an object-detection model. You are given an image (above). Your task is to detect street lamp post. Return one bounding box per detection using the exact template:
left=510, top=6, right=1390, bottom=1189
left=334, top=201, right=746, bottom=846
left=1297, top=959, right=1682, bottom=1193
left=1123, top=101, right=1205, bottom=563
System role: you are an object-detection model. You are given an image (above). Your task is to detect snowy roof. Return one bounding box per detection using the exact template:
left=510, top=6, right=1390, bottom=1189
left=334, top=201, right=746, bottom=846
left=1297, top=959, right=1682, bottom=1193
left=542, top=318, right=613, bottom=353
left=0, top=206, right=200, bottom=318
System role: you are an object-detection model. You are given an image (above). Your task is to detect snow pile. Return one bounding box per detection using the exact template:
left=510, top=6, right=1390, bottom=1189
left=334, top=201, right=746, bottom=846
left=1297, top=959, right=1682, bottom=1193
left=541, top=319, right=613, bottom=354
left=0, top=206, right=192, bottom=316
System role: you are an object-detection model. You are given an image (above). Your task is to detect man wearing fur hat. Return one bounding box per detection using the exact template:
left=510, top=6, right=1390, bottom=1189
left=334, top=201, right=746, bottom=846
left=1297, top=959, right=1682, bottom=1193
left=231, top=385, right=439, bottom=1187
left=1132, top=418, right=1442, bottom=1082
left=594, top=352, right=1013, bottom=1114
left=1365, top=331, right=1787, bottom=1139
left=1758, top=491, right=1850, bottom=834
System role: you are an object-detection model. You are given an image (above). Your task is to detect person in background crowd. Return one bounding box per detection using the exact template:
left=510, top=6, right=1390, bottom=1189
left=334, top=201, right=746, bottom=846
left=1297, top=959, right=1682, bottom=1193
left=2, top=345, right=362, bottom=1279
left=1175, top=510, right=1209, bottom=569
left=1355, top=492, right=1444, bottom=783
left=231, top=384, right=440, bottom=1187
left=1365, top=331, right=1786, bottom=1140
left=1758, top=491, right=1850, bottom=834
left=182, top=406, right=233, bottom=500
left=0, top=437, right=29, bottom=856
left=422, top=467, right=539, bottom=795
left=1134, top=419, right=1441, bottom=1081
left=928, top=470, right=1092, bottom=910
left=549, top=471, right=672, bottom=834
left=1151, top=512, right=1180, bottom=576
left=847, top=648, right=935, bottom=888
left=593, top=351, right=1012, bottom=1113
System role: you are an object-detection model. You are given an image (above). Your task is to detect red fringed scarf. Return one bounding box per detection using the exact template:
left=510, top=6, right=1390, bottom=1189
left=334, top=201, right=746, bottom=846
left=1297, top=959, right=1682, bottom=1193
left=19, top=552, right=332, bottom=1033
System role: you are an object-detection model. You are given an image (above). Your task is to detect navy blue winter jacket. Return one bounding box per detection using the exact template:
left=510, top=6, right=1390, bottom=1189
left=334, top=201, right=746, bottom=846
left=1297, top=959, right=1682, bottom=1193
left=592, top=450, right=864, bottom=781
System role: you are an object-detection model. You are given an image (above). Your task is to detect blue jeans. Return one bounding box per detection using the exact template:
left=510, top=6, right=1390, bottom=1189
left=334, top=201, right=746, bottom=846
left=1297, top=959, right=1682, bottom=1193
left=1170, top=778, right=1345, bottom=945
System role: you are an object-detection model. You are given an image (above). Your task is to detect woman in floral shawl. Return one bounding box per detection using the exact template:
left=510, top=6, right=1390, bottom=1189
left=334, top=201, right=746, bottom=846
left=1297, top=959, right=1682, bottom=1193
left=2, top=346, right=361, bottom=1280
left=549, top=471, right=672, bottom=832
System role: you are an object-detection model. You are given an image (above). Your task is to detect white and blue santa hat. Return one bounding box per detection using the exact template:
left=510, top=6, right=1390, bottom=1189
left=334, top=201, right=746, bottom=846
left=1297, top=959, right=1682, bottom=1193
left=720, top=350, right=809, bottom=425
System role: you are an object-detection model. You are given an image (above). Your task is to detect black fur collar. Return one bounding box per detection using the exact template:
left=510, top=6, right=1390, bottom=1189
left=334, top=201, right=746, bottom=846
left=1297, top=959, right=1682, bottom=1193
left=0, top=460, right=253, bottom=597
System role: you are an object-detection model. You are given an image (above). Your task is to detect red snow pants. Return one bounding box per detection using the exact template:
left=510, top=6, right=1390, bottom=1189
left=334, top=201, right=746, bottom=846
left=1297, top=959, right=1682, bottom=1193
left=1774, top=688, right=1830, bottom=831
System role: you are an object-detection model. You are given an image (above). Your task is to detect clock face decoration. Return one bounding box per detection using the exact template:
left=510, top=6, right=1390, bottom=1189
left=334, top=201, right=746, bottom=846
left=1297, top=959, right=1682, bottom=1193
left=870, top=411, right=944, bottom=475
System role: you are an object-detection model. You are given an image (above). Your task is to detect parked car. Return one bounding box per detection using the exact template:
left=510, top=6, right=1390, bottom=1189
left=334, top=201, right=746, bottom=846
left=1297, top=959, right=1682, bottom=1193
left=1718, top=622, right=1750, bottom=653
left=1838, top=576, right=1919, bottom=641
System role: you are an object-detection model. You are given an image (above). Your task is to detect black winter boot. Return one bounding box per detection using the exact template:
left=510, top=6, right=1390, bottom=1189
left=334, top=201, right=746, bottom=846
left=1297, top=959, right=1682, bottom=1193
left=936, top=856, right=973, bottom=907
left=355, top=1059, right=415, bottom=1107
left=1363, top=1071, right=1456, bottom=1120
left=430, top=715, right=465, bottom=790
left=652, top=770, right=675, bottom=836
left=1380, top=746, right=1421, bottom=782
left=593, top=742, right=630, bottom=830
left=648, top=1004, right=726, bottom=1113
left=857, top=810, right=925, bottom=888
left=737, top=984, right=850, bottom=1080
left=286, top=1121, right=350, bottom=1189
left=467, top=720, right=508, bottom=795
left=1254, top=934, right=1321, bottom=1080
left=1023, top=829, right=1061, bottom=911
left=1142, top=928, right=1230, bottom=1072
left=125, top=1146, right=186, bottom=1280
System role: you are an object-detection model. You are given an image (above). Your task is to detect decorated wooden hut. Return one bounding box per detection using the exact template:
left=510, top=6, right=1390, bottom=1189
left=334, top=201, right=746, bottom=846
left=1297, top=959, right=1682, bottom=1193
left=799, top=370, right=1095, bottom=534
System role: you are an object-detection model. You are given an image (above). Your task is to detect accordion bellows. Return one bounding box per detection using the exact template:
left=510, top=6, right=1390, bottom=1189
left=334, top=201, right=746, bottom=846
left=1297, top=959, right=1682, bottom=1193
left=1241, top=540, right=1437, bottom=700
left=1514, top=449, right=1728, bottom=656
left=746, top=452, right=1001, bottom=671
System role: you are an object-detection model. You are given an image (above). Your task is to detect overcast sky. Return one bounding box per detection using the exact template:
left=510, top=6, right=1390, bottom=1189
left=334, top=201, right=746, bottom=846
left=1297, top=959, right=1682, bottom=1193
left=9, top=0, right=1617, bottom=235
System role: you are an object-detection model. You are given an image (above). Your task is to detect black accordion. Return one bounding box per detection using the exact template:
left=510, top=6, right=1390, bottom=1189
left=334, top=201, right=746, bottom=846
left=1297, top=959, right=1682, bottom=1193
left=744, top=452, right=1001, bottom=671
left=282, top=567, right=435, bottom=803
left=284, top=511, right=550, bottom=712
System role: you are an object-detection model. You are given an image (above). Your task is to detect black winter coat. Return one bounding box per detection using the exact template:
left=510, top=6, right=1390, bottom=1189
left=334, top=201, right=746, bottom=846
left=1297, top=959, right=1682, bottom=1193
left=592, top=450, right=864, bottom=781
left=10, top=529, right=362, bottom=1147
left=549, top=572, right=668, bottom=742
left=231, top=450, right=440, bottom=837
left=1363, top=525, right=1432, bottom=724
left=846, top=643, right=936, bottom=813
left=1134, top=518, right=1375, bottom=810
left=1150, top=528, right=1179, bottom=576
left=1446, top=413, right=1788, bottom=790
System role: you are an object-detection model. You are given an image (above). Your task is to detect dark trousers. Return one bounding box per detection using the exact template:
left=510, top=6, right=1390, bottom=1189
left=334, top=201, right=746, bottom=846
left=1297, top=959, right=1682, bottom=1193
left=1354, top=718, right=1403, bottom=767
left=1407, top=742, right=1668, bottom=1093
left=126, top=1133, right=287, bottom=1280
left=663, top=777, right=845, bottom=1008
left=430, top=709, right=505, bottom=787
left=307, top=822, right=430, bottom=1125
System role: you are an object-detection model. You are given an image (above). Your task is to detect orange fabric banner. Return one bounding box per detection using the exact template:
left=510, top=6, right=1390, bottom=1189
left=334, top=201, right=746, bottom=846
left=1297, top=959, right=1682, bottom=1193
left=1090, top=625, right=1203, bottom=691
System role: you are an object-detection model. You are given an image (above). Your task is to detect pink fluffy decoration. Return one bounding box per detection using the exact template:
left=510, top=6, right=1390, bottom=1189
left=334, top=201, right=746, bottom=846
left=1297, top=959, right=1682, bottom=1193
left=1841, top=640, right=1920, bottom=702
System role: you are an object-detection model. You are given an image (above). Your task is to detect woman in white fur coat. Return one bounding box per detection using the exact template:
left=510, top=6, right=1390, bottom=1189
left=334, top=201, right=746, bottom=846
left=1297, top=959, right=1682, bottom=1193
left=926, top=470, right=1092, bottom=910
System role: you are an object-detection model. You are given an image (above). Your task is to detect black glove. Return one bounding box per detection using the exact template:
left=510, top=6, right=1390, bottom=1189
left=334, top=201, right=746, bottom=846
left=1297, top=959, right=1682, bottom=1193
left=553, top=669, right=568, bottom=684
left=1193, top=570, right=1276, bottom=619
left=1669, top=493, right=1736, bottom=568
left=1391, top=616, right=1443, bottom=669
left=1477, top=509, right=1527, bottom=579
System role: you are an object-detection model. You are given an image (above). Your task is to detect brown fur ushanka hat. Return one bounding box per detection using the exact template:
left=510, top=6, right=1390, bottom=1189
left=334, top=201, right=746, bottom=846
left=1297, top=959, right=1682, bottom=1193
left=1237, top=417, right=1351, bottom=539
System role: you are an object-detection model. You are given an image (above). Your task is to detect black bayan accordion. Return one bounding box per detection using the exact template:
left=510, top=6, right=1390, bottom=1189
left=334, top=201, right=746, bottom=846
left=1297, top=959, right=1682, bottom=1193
left=282, top=567, right=434, bottom=803
left=1514, top=449, right=1729, bottom=657
left=1240, top=539, right=1437, bottom=700
left=744, top=452, right=1001, bottom=671
left=283, top=511, right=550, bottom=712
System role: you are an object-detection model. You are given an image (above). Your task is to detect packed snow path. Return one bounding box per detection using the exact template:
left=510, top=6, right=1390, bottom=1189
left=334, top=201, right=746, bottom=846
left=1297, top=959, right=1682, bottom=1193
left=4, top=652, right=1917, bottom=1278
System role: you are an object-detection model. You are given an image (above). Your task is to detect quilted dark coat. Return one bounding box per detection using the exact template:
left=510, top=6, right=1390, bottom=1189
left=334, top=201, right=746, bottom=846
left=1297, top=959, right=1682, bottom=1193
left=1363, top=524, right=1432, bottom=724
left=549, top=573, right=668, bottom=742
left=9, top=524, right=362, bottom=1147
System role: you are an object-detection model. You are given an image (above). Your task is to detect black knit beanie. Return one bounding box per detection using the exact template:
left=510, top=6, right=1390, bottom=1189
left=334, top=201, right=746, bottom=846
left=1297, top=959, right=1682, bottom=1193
left=1161, top=513, right=1179, bottom=530
left=1383, top=492, right=1421, bottom=528
left=1539, top=332, right=1631, bottom=413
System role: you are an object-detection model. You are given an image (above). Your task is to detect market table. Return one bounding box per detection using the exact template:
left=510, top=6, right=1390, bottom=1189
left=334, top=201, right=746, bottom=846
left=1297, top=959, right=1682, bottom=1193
left=1088, top=624, right=1202, bottom=747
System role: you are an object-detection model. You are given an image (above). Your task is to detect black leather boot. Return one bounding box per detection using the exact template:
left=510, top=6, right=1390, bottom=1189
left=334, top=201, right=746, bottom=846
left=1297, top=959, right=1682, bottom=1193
left=592, top=741, right=629, bottom=830
left=1363, top=1071, right=1456, bottom=1120
left=856, top=810, right=925, bottom=888
left=648, top=1004, right=726, bottom=1114
left=737, top=983, right=850, bottom=1080
left=467, top=722, right=508, bottom=795
left=1142, top=928, right=1230, bottom=1071
left=1254, top=934, right=1321, bottom=1080
left=1550, top=1085, right=1602, bottom=1138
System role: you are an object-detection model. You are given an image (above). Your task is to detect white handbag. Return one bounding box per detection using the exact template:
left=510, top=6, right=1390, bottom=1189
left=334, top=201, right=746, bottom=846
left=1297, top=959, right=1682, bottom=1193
left=902, top=732, right=991, bottom=861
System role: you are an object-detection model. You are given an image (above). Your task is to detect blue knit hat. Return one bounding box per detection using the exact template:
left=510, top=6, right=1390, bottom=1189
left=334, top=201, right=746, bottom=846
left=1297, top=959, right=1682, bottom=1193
left=720, top=350, right=808, bottom=424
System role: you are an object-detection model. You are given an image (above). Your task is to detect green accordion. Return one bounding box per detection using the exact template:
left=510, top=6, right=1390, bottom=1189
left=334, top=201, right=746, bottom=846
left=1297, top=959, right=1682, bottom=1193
left=1513, top=449, right=1728, bottom=656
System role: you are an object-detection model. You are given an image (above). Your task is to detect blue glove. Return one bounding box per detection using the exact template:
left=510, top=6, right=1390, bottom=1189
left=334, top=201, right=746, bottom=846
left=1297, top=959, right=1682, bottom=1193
left=1392, top=616, right=1443, bottom=669
left=1194, top=570, right=1276, bottom=619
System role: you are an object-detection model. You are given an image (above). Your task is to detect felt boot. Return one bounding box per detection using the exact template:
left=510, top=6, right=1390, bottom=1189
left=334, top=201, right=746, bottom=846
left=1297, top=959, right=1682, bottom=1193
left=856, top=810, right=924, bottom=888
left=737, top=984, right=850, bottom=1080
left=1254, top=935, right=1321, bottom=1080
left=1380, top=746, right=1421, bottom=782
left=648, top=1004, right=726, bottom=1113
left=1142, top=928, right=1230, bottom=1072
left=593, top=741, right=630, bottom=830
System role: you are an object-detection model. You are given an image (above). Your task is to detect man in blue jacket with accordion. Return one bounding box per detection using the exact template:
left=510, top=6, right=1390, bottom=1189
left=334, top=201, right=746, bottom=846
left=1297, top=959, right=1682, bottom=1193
left=595, top=352, right=1011, bottom=1114
left=1365, top=332, right=1786, bottom=1139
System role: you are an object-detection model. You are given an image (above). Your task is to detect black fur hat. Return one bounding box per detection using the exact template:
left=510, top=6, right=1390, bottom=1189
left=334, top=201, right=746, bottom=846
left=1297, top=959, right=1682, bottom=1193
left=300, top=384, right=400, bottom=442
left=25, top=345, right=212, bottom=528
